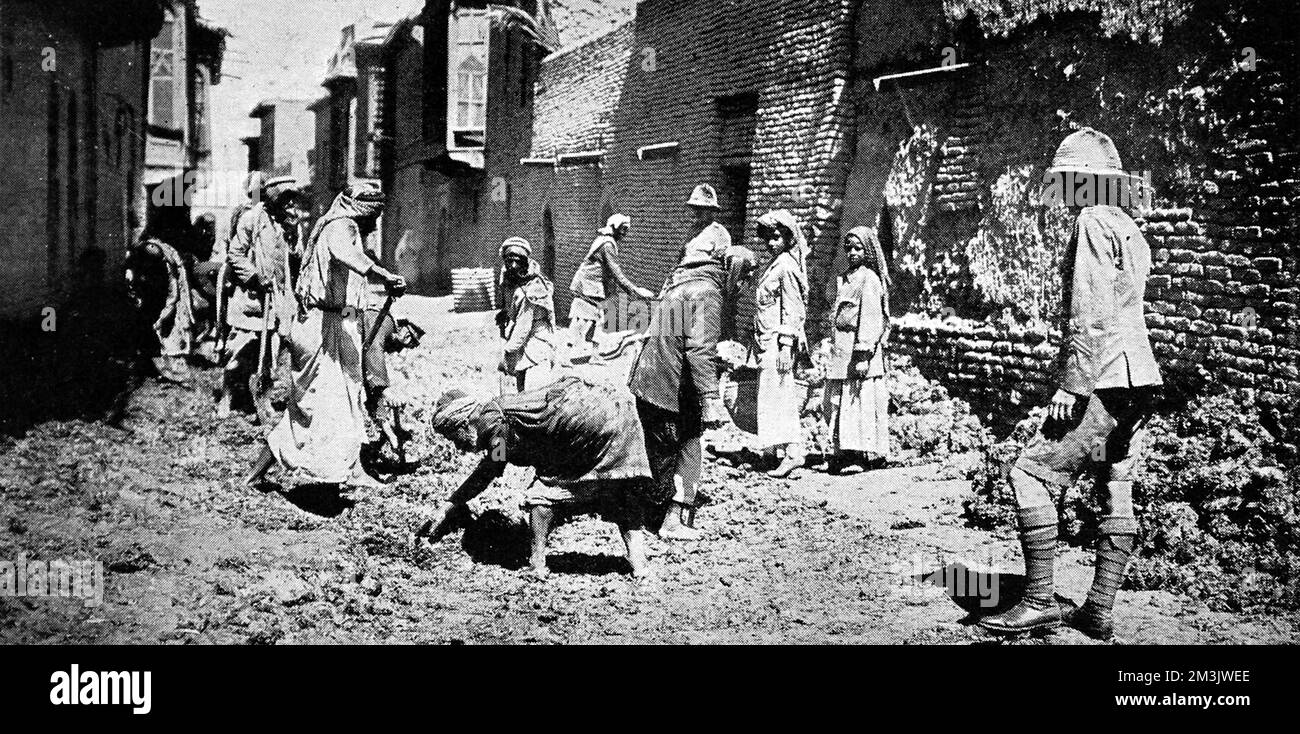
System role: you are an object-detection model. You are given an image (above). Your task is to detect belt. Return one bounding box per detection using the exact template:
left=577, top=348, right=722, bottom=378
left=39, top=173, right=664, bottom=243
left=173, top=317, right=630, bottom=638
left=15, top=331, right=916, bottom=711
left=312, top=303, right=359, bottom=318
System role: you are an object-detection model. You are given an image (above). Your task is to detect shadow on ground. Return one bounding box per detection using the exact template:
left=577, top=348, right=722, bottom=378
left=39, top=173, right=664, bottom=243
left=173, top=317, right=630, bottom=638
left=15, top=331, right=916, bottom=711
left=916, top=563, right=1024, bottom=620
left=461, top=510, right=532, bottom=570
left=280, top=484, right=357, bottom=517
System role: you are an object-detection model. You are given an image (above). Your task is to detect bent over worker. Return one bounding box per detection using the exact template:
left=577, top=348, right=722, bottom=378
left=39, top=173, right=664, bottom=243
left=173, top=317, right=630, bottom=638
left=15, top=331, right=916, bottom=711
left=420, top=376, right=658, bottom=578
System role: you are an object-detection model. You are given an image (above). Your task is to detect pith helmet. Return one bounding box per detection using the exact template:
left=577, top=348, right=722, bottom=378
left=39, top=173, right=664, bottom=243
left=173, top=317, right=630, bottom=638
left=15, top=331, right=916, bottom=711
left=686, top=184, right=721, bottom=210
left=1048, top=127, right=1128, bottom=177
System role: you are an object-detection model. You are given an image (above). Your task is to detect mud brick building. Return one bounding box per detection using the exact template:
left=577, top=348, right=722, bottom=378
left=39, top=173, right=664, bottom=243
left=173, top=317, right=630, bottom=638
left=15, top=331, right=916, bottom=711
left=248, top=98, right=315, bottom=182
left=0, top=0, right=169, bottom=322
left=142, top=0, right=226, bottom=241
left=378, top=0, right=636, bottom=291
left=308, top=14, right=393, bottom=221
left=846, top=0, right=1299, bottom=428
left=377, top=0, right=1296, bottom=429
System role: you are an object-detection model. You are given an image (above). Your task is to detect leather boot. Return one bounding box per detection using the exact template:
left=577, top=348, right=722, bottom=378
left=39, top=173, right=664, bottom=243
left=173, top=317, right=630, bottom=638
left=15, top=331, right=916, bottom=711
left=1064, top=600, right=1114, bottom=641
left=980, top=506, right=1062, bottom=634
left=1067, top=522, right=1136, bottom=641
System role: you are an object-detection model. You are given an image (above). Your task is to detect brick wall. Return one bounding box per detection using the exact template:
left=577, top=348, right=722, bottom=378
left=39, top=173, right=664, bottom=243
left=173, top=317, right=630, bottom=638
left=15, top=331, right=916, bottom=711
left=385, top=0, right=857, bottom=312
left=849, top=3, right=1300, bottom=430
left=378, top=0, right=1297, bottom=435
left=508, top=0, right=857, bottom=324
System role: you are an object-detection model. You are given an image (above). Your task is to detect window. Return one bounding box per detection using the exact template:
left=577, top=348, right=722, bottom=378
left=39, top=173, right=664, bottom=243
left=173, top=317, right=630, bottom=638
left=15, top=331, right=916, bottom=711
left=455, top=56, right=486, bottom=130
left=716, top=93, right=758, bottom=247
left=447, top=8, right=488, bottom=150
left=149, top=16, right=179, bottom=130
left=717, top=92, right=759, bottom=164
left=193, top=68, right=210, bottom=154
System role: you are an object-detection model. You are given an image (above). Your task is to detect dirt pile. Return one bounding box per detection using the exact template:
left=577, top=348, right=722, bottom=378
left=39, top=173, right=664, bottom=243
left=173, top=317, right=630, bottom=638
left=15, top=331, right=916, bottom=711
left=963, top=388, right=1300, bottom=611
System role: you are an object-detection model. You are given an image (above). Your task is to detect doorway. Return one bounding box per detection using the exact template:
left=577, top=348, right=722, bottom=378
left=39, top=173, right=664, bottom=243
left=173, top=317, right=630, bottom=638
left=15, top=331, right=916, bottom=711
left=541, top=206, right=556, bottom=280
left=718, top=163, right=751, bottom=247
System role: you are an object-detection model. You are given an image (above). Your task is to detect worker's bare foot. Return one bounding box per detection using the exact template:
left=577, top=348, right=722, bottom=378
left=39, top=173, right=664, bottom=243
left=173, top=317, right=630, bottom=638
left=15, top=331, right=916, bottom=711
left=216, top=397, right=232, bottom=419
left=526, top=560, right=550, bottom=579
left=628, top=558, right=653, bottom=579
left=346, top=472, right=385, bottom=490
left=767, top=455, right=803, bottom=478
left=658, top=525, right=702, bottom=542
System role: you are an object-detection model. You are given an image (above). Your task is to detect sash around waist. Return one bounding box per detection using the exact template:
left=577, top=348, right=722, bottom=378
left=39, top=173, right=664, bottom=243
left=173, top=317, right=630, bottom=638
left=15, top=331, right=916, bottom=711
left=308, top=302, right=361, bottom=318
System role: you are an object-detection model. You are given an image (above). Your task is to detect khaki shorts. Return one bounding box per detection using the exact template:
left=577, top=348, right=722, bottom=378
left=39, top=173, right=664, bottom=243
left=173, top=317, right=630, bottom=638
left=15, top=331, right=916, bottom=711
left=1015, top=387, right=1156, bottom=486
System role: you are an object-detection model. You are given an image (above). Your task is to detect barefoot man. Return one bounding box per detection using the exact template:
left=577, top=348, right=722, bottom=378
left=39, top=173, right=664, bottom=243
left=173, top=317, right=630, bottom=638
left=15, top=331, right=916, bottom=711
left=419, top=375, right=659, bottom=578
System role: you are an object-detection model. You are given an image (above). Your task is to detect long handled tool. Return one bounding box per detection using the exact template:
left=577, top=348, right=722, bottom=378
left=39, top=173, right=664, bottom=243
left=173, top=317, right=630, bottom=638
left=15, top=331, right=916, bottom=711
left=214, top=261, right=231, bottom=364
left=250, top=292, right=275, bottom=425
left=363, top=295, right=396, bottom=352
left=363, top=294, right=406, bottom=463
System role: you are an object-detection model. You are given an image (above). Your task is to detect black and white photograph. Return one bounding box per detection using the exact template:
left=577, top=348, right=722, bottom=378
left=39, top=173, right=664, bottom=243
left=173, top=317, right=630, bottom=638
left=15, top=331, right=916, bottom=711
left=0, top=0, right=1296, bottom=712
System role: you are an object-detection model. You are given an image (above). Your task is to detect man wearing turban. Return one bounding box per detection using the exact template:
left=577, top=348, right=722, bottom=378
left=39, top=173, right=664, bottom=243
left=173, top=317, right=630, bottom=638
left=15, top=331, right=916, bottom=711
left=419, top=376, right=656, bottom=578
left=217, top=175, right=303, bottom=422
left=496, top=237, right=558, bottom=392
left=244, top=183, right=405, bottom=489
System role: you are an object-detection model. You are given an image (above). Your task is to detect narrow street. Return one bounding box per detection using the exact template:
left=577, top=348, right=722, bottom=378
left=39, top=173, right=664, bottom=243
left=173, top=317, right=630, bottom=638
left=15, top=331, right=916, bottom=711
left=3, top=296, right=1295, bottom=645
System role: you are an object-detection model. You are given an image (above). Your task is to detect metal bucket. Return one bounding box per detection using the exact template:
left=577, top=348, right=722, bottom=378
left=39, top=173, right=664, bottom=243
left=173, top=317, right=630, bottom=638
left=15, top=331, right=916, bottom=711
left=721, top=367, right=814, bottom=435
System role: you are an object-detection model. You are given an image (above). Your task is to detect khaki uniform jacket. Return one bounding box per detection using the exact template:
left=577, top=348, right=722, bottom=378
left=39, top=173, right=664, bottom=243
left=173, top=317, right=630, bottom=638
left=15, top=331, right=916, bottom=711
left=1056, top=206, right=1163, bottom=395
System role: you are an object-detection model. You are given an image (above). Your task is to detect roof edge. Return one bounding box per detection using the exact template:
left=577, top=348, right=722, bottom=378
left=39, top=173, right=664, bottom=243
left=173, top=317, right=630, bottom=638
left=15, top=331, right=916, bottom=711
left=542, top=16, right=634, bottom=65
